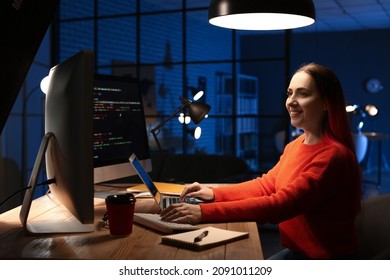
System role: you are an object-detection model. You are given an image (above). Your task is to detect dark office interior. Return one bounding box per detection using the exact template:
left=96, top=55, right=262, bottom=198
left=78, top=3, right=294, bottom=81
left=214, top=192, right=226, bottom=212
left=1, top=0, right=390, bottom=259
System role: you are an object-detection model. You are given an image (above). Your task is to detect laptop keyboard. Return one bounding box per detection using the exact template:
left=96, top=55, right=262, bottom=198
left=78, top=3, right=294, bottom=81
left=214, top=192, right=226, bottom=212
left=162, top=196, right=203, bottom=209
left=162, top=197, right=180, bottom=209
left=133, top=213, right=198, bottom=233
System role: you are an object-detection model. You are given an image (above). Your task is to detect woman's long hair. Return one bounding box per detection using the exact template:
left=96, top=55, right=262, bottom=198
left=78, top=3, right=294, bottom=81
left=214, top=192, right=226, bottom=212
left=294, top=63, right=356, bottom=155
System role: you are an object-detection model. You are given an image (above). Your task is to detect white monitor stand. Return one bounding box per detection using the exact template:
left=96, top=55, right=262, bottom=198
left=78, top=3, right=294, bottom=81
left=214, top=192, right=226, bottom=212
left=19, top=132, right=94, bottom=234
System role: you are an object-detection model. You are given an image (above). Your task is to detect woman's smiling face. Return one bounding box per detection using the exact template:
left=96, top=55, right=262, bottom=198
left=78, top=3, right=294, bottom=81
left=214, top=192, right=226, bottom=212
left=286, top=71, right=328, bottom=134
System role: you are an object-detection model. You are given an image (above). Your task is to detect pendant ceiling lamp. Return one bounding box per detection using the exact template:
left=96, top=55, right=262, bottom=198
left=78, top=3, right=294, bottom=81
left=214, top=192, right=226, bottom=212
left=208, top=0, right=316, bottom=30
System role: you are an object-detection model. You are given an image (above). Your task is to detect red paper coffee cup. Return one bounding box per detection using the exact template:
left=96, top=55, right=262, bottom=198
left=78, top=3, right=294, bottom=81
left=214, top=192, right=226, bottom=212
left=105, top=193, right=136, bottom=236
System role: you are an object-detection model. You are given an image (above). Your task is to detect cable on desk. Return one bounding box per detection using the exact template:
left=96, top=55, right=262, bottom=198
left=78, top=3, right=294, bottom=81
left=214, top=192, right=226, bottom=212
left=0, top=178, right=56, bottom=208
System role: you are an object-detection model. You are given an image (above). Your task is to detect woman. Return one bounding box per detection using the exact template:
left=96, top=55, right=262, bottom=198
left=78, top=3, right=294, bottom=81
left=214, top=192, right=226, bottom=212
left=161, top=63, right=362, bottom=260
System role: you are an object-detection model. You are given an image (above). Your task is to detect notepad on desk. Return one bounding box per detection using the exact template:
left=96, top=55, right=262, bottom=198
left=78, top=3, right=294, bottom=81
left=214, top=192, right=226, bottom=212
left=161, top=226, right=249, bottom=251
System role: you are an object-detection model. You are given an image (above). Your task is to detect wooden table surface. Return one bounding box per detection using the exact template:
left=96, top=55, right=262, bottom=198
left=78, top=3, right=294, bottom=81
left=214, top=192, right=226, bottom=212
left=0, top=186, right=263, bottom=260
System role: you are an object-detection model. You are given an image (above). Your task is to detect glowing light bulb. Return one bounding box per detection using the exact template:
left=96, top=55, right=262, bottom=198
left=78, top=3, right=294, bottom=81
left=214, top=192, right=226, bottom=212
left=194, top=127, right=202, bottom=139
left=193, top=91, right=204, bottom=101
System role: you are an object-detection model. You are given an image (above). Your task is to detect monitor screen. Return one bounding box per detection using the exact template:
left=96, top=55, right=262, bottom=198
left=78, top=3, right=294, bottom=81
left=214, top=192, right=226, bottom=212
left=93, top=75, right=151, bottom=184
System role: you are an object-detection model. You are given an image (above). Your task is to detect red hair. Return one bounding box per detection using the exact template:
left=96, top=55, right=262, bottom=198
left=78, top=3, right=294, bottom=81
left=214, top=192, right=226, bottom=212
left=294, top=63, right=356, bottom=154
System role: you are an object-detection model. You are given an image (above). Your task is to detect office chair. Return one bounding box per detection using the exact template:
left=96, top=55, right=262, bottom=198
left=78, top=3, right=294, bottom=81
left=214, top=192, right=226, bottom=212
left=355, top=194, right=390, bottom=259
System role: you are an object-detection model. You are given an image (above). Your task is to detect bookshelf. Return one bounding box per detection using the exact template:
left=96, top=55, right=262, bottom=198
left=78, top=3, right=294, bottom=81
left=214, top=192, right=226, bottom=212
left=215, top=72, right=259, bottom=170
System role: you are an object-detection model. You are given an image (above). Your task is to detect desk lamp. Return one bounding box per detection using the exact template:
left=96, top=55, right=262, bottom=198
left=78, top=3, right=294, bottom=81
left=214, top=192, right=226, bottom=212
left=150, top=93, right=211, bottom=181
left=151, top=93, right=210, bottom=151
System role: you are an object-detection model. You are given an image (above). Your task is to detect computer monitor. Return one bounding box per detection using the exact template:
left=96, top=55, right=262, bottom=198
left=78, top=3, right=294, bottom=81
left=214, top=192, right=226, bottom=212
left=93, top=75, right=152, bottom=184
left=0, top=0, right=59, bottom=134
left=20, top=50, right=153, bottom=233
left=20, top=50, right=95, bottom=233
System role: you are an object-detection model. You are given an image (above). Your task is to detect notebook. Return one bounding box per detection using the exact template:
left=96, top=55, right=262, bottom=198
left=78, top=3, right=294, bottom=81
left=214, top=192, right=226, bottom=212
left=129, top=153, right=202, bottom=210
left=161, top=226, right=249, bottom=251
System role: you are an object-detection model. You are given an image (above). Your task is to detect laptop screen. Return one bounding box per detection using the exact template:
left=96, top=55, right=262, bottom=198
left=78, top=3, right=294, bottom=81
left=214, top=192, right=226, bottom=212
left=129, top=154, right=161, bottom=206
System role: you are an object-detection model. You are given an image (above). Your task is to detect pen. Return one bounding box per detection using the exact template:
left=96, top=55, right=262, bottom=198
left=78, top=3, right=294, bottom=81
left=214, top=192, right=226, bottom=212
left=194, top=230, right=209, bottom=242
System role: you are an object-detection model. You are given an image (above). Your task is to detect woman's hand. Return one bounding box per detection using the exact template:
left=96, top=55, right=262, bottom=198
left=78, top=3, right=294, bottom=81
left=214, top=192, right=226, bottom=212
left=160, top=182, right=215, bottom=225
left=179, top=182, right=215, bottom=202
left=160, top=203, right=202, bottom=225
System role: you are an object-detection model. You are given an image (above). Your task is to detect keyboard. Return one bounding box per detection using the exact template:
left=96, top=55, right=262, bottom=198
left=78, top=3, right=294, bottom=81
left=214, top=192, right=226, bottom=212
left=162, top=196, right=203, bottom=209
left=162, top=197, right=181, bottom=209
left=134, top=213, right=198, bottom=234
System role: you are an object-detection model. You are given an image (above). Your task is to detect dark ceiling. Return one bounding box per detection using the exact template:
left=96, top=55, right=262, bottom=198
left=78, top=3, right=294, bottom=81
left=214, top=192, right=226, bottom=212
left=304, top=0, right=390, bottom=32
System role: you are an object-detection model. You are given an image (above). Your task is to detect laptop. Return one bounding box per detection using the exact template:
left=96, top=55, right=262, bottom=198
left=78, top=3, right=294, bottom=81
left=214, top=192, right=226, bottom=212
left=129, top=153, right=202, bottom=210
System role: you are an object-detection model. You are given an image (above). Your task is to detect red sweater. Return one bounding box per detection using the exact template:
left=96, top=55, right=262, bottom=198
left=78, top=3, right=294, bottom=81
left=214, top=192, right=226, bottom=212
left=201, top=134, right=361, bottom=259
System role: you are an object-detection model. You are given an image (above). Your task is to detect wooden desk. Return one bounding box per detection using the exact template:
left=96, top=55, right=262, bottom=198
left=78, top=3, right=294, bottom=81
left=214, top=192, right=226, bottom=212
left=0, top=187, right=263, bottom=260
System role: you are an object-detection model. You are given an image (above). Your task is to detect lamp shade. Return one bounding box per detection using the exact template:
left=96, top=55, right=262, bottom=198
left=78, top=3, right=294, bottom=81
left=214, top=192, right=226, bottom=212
left=208, top=0, right=316, bottom=30
left=188, top=102, right=211, bottom=124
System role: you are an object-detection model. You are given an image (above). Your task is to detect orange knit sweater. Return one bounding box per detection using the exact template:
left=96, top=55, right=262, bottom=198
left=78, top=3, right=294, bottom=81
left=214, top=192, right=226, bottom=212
left=200, top=134, right=361, bottom=259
